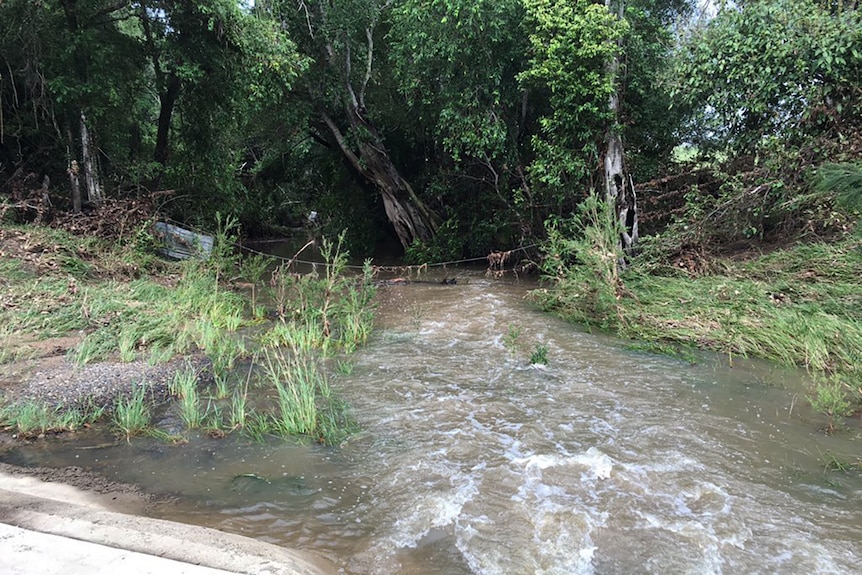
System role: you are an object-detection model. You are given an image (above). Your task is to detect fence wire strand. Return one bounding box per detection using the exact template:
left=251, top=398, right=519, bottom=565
left=159, top=217, right=539, bottom=275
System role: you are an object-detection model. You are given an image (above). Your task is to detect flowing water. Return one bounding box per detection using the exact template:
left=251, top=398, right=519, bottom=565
left=4, top=270, right=862, bottom=574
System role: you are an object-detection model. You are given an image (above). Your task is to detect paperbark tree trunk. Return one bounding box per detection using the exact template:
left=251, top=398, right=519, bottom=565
left=316, top=10, right=439, bottom=251
left=321, top=106, right=438, bottom=250
left=66, top=126, right=82, bottom=213
left=604, top=0, right=638, bottom=256
left=79, top=112, right=103, bottom=205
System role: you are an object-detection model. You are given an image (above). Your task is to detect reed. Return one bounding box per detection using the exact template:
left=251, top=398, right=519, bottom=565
left=0, top=399, right=105, bottom=437
left=264, top=350, right=322, bottom=437
left=229, top=388, right=250, bottom=430
left=112, top=384, right=151, bottom=440
left=228, top=361, right=255, bottom=430
left=168, top=365, right=207, bottom=430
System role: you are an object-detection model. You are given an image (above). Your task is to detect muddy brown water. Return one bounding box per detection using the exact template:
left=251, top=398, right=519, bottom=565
left=4, top=270, right=862, bottom=574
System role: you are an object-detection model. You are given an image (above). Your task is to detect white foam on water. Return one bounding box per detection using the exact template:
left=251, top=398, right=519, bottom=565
left=511, top=447, right=614, bottom=481
left=386, top=471, right=479, bottom=550
left=455, top=507, right=601, bottom=575
left=443, top=447, right=618, bottom=574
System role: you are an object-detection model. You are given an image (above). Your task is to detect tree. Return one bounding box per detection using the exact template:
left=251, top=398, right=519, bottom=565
left=387, top=0, right=535, bottom=255
left=0, top=1, right=144, bottom=211
left=603, top=0, right=638, bottom=254
left=133, top=1, right=304, bottom=217
left=673, top=0, right=862, bottom=152
left=267, top=0, right=440, bottom=251
left=1, top=0, right=303, bottom=225
left=521, top=0, right=688, bottom=254
left=520, top=0, right=633, bottom=242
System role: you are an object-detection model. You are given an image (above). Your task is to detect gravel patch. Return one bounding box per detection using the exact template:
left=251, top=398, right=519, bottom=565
left=1, top=355, right=211, bottom=410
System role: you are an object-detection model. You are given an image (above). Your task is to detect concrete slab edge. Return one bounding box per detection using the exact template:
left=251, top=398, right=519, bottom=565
left=0, top=488, right=337, bottom=575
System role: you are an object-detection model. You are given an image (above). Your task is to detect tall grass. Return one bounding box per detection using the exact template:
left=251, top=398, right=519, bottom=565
left=541, top=227, right=862, bottom=427
left=112, top=384, right=151, bottom=440
left=169, top=365, right=205, bottom=430
left=263, top=350, right=325, bottom=437
left=539, top=195, right=626, bottom=328
left=2, top=223, right=368, bottom=444
left=0, top=400, right=105, bottom=437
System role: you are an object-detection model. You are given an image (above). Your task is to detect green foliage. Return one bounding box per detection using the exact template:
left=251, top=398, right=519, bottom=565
left=809, top=377, right=853, bottom=433
left=520, top=0, right=625, bottom=196
left=239, top=252, right=275, bottom=311
left=813, top=162, right=862, bottom=214
left=672, top=0, right=862, bottom=151
left=390, top=0, right=526, bottom=164
left=503, top=323, right=523, bottom=359
left=404, top=218, right=464, bottom=264
left=335, top=359, right=355, bottom=376
left=0, top=399, right=105, bottom=438
left=265, top=233, right=376, bottom=353
left=539, top=195, right=625, bottom=328
left=0, top=0, right=305, bottom=225
left=551, top=225, right=862, bottom=393
left=529, top=343, right=550, bottom=365
left=113, top=384, right=152, bottom=440
left=620, top=0, right=691, bottom=179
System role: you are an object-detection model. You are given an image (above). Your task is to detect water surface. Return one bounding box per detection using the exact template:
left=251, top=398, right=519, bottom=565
left=5, top=271, right=861, bottom=574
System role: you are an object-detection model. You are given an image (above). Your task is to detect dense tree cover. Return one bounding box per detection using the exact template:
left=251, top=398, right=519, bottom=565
left=1, top=0, right=859, bottom=258
left=673, top=0, right=862, bottom=153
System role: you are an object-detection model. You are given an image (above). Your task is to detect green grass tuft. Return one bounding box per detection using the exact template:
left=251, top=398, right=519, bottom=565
left=113, top=385, right=151, bottom=440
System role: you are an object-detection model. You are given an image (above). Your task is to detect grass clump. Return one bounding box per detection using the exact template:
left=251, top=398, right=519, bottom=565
left=256, top=347, right=354, bottom=445
left=112, top=385, right=152, bottom=440
left=538, top=195, right=862, bottom=430
left=0, top=399, right=105, bottom=438
left=169, top=365, right=206, bottom=430
left=809, top=377, right=854, bottom=434
left=529, top=343, right=550, bottom=366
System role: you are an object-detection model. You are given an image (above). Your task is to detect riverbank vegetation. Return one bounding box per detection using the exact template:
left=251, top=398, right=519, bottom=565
left=0, top=222, right=372, bottom=444
left=2, top=1, right=861, bottom=432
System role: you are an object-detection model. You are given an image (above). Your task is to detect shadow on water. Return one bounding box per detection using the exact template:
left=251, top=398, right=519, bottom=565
left=3, top=262, right=862, bottom=574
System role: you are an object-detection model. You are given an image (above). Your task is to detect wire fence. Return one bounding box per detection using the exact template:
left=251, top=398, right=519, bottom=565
left=159, top=217, right=541, bottom=277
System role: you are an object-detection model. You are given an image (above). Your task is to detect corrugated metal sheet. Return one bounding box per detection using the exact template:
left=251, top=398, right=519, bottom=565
left=153, top=222, right=213, bottom=260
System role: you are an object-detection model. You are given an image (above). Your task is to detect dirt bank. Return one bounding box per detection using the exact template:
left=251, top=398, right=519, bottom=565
left=0, top=461, right=153, bottom=515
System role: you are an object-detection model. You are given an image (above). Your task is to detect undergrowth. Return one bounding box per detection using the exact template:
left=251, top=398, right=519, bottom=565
left=538, top=192, right=862, bottom=432
left=0, top=220, right=373, bottom=445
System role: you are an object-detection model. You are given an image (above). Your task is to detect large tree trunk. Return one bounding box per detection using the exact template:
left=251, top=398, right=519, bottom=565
left=604, top=129, right=637, bottom=254
left=60, top=1, right=102, bottom=207
left=604, top=0, right=637, bottom=255
left=321, top=106, right=438, bottom=250
left=309, top=3, right=439, bottom=251
left=154, top=74, right=181, bottom=167
left=79, top=112, right=102, bottom=205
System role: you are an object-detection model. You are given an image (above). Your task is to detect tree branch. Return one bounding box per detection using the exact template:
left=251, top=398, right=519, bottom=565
left=319, top=111, right=366, bottom=177
left=298, top=0, right=315, bottom=39
left=88, top=1, right=132, bottom=25
left=344, top=38, right=360, bottom=110
left=360, top=27, right=373, bottom=110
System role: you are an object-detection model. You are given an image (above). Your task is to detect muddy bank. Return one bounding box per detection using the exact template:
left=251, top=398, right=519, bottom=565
left=0, top=461, right=155, bottom=515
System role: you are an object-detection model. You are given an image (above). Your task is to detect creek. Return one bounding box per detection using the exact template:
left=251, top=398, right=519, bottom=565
left=4, top=269, right=862, bottom=574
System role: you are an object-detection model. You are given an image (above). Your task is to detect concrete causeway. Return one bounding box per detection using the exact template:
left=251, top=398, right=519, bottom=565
left=0, top=471, right=337, bottom=575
